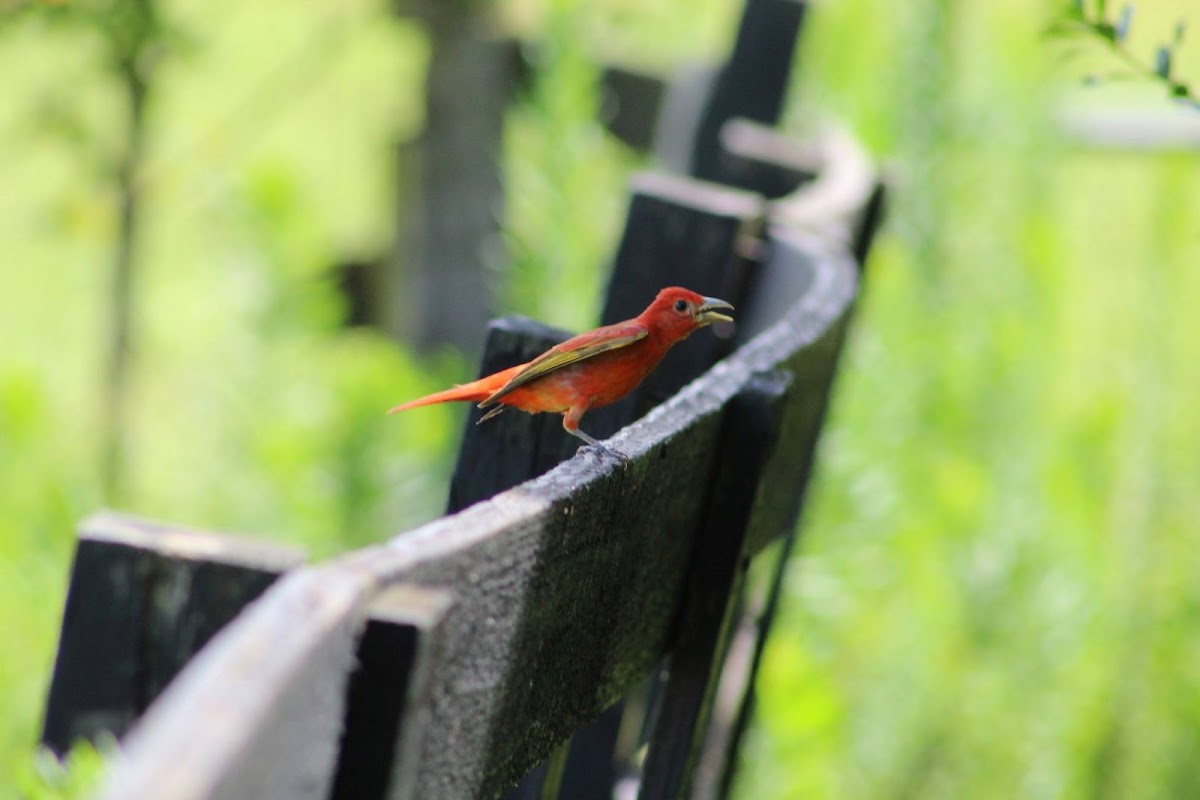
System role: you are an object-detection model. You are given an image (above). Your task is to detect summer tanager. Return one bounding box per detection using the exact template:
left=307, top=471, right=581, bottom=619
left=387, top=286, right=734, bottom=458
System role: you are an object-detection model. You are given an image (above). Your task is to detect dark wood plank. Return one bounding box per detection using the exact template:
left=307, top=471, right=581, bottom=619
left=507, top=172, right=766, bottom=798
left=690, top=0, right=808, bottom=184
left=590, top=172, right=764, bottom=441
left=702, top=182, right=886, bottom=799
left=448, top=315, right=580, bottom=800
left=600, top=172, right=762, bottom=327
left=383, top=14, right=522, bottom=357
left=446, top=316, right=576, bottom=514
left=41, top=513, right=304, bottom=755
left=601, top=66, right=668, bottom=152
left=330, top=585, right=455, bottom=800
left=743, top=228, right=856, bottom=556
left=554, top=703, right=626, bottom=799
left=96, top=565, right=370, bottom=800
left=853, top=180, right=888, bottom=269
left=639, top=370, right=792, bottom=800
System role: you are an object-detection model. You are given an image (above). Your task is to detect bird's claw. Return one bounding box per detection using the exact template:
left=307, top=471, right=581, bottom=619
left=579, top=443, right=630, bottom=464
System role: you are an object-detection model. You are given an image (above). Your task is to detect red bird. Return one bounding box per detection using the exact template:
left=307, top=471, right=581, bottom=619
left=388, top=287, right=734, bottom=458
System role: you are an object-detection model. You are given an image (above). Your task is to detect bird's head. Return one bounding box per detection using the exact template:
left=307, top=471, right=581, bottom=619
left=642, top=287, right=735, bottom=340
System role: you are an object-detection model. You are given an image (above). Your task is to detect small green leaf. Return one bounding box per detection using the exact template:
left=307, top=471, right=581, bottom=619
left=1115, top=4, right=1132, bottom=42
left=1155, top=46, right=1172, bottom=80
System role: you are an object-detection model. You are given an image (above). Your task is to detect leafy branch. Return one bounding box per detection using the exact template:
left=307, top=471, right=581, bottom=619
left=1049, top=1, right=1196, bottom=108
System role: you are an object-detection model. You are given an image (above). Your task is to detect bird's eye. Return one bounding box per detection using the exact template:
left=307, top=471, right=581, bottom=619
left=674, top=299, right=689, bottom=313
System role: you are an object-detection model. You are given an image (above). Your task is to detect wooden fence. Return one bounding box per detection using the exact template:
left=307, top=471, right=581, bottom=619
left=40, top=1, right=885, bottom=797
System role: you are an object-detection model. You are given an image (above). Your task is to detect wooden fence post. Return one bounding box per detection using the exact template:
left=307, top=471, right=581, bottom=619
left=38, top=0, right=880, bottom=792
left=689, top=0, right=808, bottom=184
left=383, top=3, right=523, bottom=357
left=639, top=370, right=792, bottom=799
left=589, top=172, right=763, bottom=441
left=328, top=317, right=573, bottom=800
left=498, top=174, right=765, bottom=800
left=601, top=66, right=667, bottom=153
left=695, top=206, right=887, bottom=799
left=41, top=513, right=303, bottom=755
left=447, top=317, right=577, bottom=513
left=329, top=585, right=455, bottom=800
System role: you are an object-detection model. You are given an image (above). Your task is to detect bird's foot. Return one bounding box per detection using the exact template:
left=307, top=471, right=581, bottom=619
left=579, top=442, right=630, bottom=464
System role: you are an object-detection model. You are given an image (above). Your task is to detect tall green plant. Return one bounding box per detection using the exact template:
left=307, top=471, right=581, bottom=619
left=736, top=0, right=1200, bottom=797
left=3, top=0, right=181, bottom=503
left=1049, top=1, right=1195, bottom=106
left=500, top=0, right=635, bottom=332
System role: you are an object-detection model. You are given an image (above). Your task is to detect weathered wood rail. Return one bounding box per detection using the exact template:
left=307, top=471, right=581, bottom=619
left=40, top=1, right=886, bottom=797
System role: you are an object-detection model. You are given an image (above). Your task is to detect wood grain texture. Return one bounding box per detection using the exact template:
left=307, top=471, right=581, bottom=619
left=503, top=169, right=770, bottom=800
left=639, top=370, right=792, bottom=800
left=447, top=317, right=577, bottom=514
left=330, top=585, right=456, bottom=800
left=41, top=513, right=303, bottom=755
left=97, top=566, right=369, bottom=800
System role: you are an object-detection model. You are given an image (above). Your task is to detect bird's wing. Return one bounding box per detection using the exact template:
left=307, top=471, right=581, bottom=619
left=479, top=324, right=648, bottom=407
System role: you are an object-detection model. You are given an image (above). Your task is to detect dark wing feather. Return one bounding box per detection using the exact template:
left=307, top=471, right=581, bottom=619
left=478, top=325, right=648, bottom=407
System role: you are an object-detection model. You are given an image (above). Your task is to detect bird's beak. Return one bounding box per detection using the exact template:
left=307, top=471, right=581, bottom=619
left=695, top=296, right=735, bottom=326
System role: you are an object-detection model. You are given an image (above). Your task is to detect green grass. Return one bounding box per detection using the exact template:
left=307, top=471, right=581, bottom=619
left=2, top=0, right=1199, bottom=797
left=735, top=1, right=1200, bottom=798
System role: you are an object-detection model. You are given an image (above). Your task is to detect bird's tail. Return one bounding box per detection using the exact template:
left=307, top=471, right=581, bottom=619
left=387, top=364, right=524, bottom=414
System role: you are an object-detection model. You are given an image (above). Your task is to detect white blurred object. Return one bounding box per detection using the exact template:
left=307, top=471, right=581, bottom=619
left=1059, top=104, right=1200, bottom=149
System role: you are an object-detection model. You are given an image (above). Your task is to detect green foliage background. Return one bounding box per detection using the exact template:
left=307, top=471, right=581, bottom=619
left=1, top=0, right=1197, bottom=797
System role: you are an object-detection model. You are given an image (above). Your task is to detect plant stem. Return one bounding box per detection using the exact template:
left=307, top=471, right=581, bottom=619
left=102, top=61, right=148, bottom=504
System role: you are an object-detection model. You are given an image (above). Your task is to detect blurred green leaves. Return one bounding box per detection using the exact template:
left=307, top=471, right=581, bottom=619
left=1050, top=0, right=1196, bottom=105
left=739, top=1, right=1200, bottom=798
left=501, top=0, right=635, bottom=332
left=12, top=741, right=109, bottom=800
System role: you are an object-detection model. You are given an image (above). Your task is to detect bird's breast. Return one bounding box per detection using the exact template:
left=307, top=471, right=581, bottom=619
left=500, top=343, right=665, bottom=413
